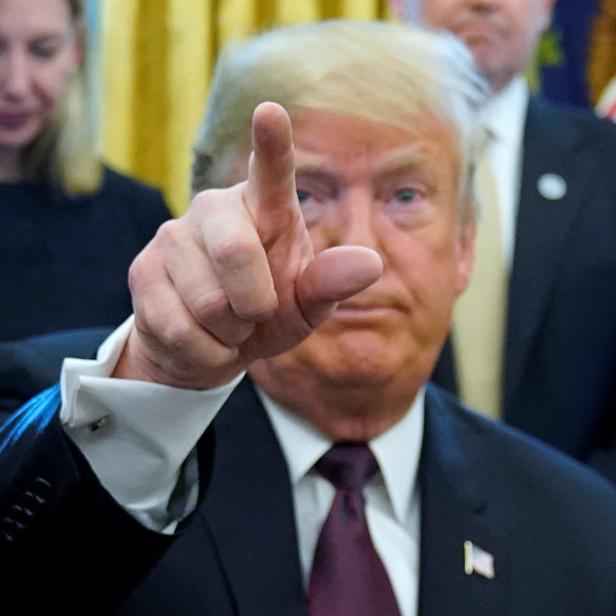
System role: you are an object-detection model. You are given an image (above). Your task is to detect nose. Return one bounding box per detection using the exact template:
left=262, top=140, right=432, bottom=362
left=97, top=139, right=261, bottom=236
left=323, top=190, right=380, bottom=251
left=0, top=51, right=31, bottom=100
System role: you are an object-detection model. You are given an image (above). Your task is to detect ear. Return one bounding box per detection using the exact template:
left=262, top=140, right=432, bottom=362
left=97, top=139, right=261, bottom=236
left=454, top=220, right=476, bottom=296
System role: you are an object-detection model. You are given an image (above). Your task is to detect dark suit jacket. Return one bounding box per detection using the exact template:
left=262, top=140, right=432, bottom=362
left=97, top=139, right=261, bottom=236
left=1, top=374, right=615, bottom=614
left=0, top=327, right=111, bottom=420
left=433, top=96, right=616, bottom=484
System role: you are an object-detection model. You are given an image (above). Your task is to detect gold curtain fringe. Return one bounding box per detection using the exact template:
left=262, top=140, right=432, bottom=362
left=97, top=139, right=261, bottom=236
left=588, top=0, right=616, bottom=106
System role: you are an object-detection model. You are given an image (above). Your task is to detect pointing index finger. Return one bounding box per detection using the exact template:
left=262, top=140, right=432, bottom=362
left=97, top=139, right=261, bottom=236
left=246, top=102, right=301, bottom=243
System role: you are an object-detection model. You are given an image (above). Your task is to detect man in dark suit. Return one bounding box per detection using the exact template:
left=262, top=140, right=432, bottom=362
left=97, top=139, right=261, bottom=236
left=1, top=20, right=615, bottom=615
left=409, top=0, right=616, bottom=483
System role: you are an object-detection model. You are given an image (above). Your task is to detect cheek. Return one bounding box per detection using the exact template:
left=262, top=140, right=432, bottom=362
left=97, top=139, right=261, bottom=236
left=35, top=54, right=75, bottom=108
left=420, top=1, right=457, bottom=28
left=389, top=231, right=460, bottom=311
left=509, top=7, right=547, bottom=58
left=38, top=69, right=71, bottom=107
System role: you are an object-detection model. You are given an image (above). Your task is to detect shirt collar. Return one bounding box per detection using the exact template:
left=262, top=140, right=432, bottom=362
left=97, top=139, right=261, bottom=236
left=258, top=385, right=425, bottom=525
left=479, top=75, right=528, bottom=145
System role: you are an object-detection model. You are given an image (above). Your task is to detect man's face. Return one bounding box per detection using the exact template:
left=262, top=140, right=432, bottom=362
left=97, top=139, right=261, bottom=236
left=420, top=0, right=554, bottom=91
left=250, top=110, right=475, bottom=397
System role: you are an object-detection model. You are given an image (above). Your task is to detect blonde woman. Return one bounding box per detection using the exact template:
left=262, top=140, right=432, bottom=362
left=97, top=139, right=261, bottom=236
left=0, top=0, right=170, bottom=340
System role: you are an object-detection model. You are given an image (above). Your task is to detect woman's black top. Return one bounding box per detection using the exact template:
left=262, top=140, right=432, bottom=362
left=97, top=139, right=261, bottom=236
left=0, top=166, right=171, bottom=341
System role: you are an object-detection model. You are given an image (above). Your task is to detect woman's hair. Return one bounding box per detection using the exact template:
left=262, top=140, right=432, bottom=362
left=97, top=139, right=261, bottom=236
left=192, top=20, right=489, bottom=222
left=22, top=0, right=102, bottom=195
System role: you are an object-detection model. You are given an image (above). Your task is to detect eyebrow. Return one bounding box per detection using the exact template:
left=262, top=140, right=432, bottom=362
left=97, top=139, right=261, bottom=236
left=374, top=148, right=435, bottom=175
left=31, top=34, right=66, bottom=42
left=294, top=147, right=435, bottom=181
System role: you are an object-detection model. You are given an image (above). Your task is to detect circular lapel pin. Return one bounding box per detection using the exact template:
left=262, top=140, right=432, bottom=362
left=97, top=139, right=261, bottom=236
left=537, top=173, right=567, bottom=201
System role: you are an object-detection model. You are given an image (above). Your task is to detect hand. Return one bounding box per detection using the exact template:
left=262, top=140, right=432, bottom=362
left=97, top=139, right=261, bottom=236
left=114, top=102, right=383, bottom=389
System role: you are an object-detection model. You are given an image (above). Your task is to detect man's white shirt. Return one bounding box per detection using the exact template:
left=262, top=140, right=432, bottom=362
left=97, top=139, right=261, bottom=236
left=59, top=317, right=423, bottom=616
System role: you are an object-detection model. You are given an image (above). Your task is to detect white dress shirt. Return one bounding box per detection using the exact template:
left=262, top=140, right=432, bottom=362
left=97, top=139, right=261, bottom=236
left=477, top=75, right=528, bottom=269
left=60, top=318, right=243, bottom=533
left=260, top=388, right=423, bottom=616
left=59, top=319, right=424, bottom=616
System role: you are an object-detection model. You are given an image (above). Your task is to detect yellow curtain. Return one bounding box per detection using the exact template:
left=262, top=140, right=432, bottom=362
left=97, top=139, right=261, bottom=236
left=102, top=0, right=394, bottom=215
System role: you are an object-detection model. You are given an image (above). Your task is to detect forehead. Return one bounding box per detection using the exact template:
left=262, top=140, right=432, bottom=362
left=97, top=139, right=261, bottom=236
left=290, top=109, right=461, bottom=179
left=0, top=0, right=72, bottom=32
left=421, top=0, right=549, bottom=17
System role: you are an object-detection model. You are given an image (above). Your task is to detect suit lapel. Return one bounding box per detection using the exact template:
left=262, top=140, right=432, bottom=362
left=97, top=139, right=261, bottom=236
left=195, top=380, right=509, bottom=614
left=418, top=386, right=507, bottom=615
left=504, top=97, right=588, bottom=415
left=430, top=336, right=458, bottom=396
left=198, top=379, right=306, bottom=616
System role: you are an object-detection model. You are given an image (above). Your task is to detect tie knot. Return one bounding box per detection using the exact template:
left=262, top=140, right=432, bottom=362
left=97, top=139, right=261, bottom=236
left=315, top=443, right=378, bottom=492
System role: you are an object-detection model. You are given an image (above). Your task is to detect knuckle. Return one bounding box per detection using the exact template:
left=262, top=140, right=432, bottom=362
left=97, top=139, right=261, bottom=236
left=155, top=219, right=183, bottom=246
left=209, top=236, right=262, bottom=271
left=159, top=319, right=196, bottom=355
left=127, top=254, right=147, bottom=292
left=190, top=188, right=228, bottom=214
left=234, top=295, right=278, bottom=322
left=203, top=345, right=239, bottom=370
left=133, top=297, right=168, bottom=337
left=191, top=288, right=230, bottom=323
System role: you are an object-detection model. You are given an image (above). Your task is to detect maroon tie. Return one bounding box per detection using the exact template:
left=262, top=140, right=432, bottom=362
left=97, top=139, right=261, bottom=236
left=307, top=443, right=402, bottom=616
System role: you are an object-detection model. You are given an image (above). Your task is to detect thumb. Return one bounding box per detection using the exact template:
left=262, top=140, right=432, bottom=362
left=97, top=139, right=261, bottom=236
left=296, top=246, right=383, bottom=328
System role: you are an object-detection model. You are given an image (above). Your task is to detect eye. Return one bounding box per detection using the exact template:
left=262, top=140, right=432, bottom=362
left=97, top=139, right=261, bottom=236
left=296, top=190, right=322, bottom=226
left=296, top=189, right=310, bottom=203
left=383, top=182, right=434, bottom=228
left=29, top=39, right=61, bottom=59
left=393, top=187, right=418, bottom=204
left=295, top=186, right=327, bottom=227
left=295, top=172, right=337, bottom=226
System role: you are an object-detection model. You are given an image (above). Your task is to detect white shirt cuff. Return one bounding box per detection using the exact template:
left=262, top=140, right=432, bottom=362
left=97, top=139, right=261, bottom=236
left=59, top=316, right=244, bottom=533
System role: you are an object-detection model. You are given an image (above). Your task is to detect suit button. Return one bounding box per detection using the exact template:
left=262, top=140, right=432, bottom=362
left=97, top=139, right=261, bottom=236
left=0, top=478, right=54, bottom=544
left=31, top=477, right=53, bottom=503
left=10, top=504, right=34, bottom=522
left=1, top=516, right=27, bottom=543
left=22, top=477, right=54, bottom=511
left=2, top=516, right=27, bottom=532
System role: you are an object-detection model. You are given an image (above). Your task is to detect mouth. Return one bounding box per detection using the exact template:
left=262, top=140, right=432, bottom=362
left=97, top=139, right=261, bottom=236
left=0, top=111, right=33, bottom=129
left=333, top=302, right=398, bottom=322
left=455, top=20, right=503, bottom=45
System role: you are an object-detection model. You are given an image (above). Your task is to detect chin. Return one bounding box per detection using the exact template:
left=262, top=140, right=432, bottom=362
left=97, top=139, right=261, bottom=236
left=308, top=338, right=404, bottom=388
left=0, top=126, right=42, bottom=151
left=326, top=360, right=394, bottom=387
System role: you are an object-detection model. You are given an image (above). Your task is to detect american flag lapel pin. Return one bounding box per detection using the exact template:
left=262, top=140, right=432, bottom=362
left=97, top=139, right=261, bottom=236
left=464, top=540, right=495, bottom=580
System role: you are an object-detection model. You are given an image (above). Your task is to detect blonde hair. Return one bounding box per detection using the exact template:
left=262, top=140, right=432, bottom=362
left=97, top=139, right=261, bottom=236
left=22, top=0, right=102, bottom=195
left=192, top=20, right=489, bottom=221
